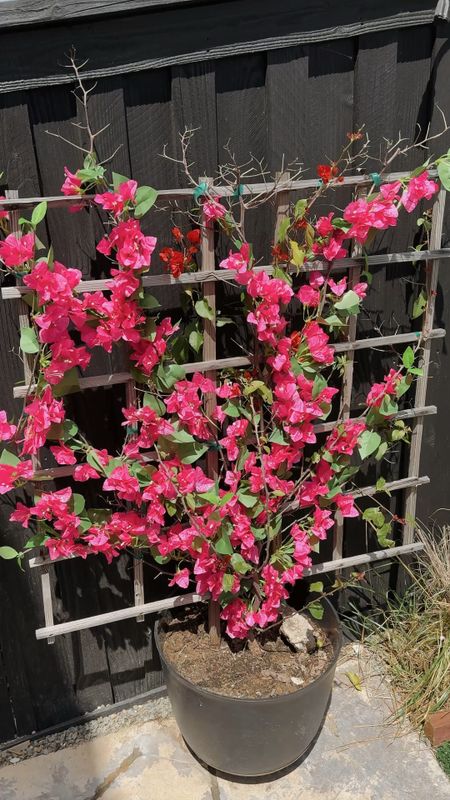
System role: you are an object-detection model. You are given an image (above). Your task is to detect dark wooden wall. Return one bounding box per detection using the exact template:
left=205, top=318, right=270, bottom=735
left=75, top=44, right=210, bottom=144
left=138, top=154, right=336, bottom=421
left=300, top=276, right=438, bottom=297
left=0, top=16, right=449, bottom=743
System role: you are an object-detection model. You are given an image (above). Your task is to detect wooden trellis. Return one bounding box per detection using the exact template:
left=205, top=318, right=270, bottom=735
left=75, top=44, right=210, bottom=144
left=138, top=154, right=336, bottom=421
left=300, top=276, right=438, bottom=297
left=0, top=172, right=447, bottom=643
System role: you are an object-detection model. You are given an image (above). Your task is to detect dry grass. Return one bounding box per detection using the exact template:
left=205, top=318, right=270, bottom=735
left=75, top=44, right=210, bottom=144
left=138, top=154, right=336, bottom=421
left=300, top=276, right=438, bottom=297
left=356, top=526, right=450, bottom=729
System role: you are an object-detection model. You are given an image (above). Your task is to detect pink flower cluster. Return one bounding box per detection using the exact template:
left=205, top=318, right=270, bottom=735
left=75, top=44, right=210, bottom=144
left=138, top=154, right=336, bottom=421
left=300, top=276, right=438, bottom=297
left=0, top=165, right=442, bottom=640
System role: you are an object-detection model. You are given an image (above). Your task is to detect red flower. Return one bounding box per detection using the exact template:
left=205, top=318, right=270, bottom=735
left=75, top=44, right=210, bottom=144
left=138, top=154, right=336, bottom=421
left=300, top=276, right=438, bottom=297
left=186, top=229, right=201, bottom=246
left=317, top=164, right=338, bottom=184
left=171, top=226, right=183, bottom=242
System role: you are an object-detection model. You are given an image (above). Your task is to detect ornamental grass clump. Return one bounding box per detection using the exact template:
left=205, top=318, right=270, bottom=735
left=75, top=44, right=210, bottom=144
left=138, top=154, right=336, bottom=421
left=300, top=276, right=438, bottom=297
left=354, top=526, right=450, bottom=729
left=0, top=126, right=449, bottom=643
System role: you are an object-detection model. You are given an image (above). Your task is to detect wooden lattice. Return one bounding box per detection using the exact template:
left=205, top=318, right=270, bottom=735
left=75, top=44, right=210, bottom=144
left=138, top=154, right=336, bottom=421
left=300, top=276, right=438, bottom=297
left=1, top=173, right=446, bottom=642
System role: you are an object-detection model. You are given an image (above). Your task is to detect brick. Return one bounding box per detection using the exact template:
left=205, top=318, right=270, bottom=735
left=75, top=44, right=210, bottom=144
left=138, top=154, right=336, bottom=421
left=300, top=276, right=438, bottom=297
left=424, top=710, right=450, bottom=747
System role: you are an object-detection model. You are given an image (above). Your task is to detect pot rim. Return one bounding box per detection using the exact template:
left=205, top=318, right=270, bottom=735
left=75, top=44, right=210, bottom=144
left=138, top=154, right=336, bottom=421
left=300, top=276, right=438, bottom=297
left=155, top=597, right=343, bottom=705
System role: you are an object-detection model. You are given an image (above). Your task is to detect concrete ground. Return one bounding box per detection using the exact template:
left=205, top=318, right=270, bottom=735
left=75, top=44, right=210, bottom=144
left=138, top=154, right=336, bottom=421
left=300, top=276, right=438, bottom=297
left=0, top=646, right=449, bottom=800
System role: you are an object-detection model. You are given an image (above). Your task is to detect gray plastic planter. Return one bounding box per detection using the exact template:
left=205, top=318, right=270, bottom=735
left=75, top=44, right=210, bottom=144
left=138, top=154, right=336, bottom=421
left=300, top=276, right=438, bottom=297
left=155, top=599, right=342, bottom=777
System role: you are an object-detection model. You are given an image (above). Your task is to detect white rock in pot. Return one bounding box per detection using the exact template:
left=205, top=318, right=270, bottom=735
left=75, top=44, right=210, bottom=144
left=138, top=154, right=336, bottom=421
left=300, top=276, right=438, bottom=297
left=281, top=613, right=317, bottom=653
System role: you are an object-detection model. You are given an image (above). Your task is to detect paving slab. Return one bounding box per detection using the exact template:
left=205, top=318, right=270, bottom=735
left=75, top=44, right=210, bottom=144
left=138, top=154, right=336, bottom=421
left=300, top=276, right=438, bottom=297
left=0, top=647, right=448, bottom=800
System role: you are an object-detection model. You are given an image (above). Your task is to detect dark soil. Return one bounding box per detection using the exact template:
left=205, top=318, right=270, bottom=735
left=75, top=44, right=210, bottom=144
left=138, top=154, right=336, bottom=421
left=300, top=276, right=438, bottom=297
left=160, top=606, right=334, bottom=699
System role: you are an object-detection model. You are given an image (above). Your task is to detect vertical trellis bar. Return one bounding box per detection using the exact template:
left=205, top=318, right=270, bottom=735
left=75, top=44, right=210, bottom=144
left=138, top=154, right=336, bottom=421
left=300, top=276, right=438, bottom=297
left=200, top=177, right=221, bottom=642
left=403, top=188, right=446, bottom=544
left=274, top=171, right=290, bottom=240
left=125, top=337, right=145, bottom=622
left=7, top=190, right=56, bottom=643
left=332, top=188, right=364, bottom=564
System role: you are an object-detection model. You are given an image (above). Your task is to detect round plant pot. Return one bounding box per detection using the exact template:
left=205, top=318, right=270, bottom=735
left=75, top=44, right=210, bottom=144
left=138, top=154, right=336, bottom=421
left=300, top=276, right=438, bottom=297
left=155, top=598, right=342, bottom=777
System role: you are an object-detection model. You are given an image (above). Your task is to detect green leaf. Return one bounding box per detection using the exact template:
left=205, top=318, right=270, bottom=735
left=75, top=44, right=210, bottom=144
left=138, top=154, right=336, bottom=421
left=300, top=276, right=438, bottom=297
left=362, top=506, right=385, bottom=528
left=216, top=316, right=234, bottom=327
left=293, top=199, right=307, bottom=220
left=62, top=419, right=79, bottom=442
left=31, top=201, right=47, bottom=228
left=334, top=290, right=361, bottom=314
left=157, top=363, right=185, bottom=390
left=379, top=395, right=398, bottom=416
left=178, top=442, right=208, bottom=465
left=112, top=172, right=130, bottom=189
left=289, top=239, right=305, bottom=268
left=437, top=160, right=450, bottom=192
left=331, top=217, right=351, bottom=232
left=52, top=367, right=80, bottom=397
left=168, top=428, right=196, bottom=444
left=134, top=186, right=158, bottom=218
left=358, top=430, right=381, bottom=459
left=72, top=493, right=86, bottom=515
left=195, top=299, right=214, bottom=321
left=0, top=449, right=20, bottom=466
left=143, top=394, right=166, bottom=415
left=237, top=492, right=258, bottom=508
left=309, top=581, right=324, bottom=593
left=140, top=293, right=161, bottom=310
left=402, top=346, right=414, bottom=369
left=20, top=327, right=39, bottom=354
left=412, top=290, right=427, bottom=319
left=189, top=329, right=203, bottom=353
left=222, top=574, right=235, bottom=592
left=308, top=600, right=324, bottom=620
left=222, top=400, right=241, bottom=418
left=346, top=671, right=362, bottom=691
left=215, top=532, right=233, bottom=555
left=0, top=546, right=19, bottom=560
left=230, top=553, right=251, bottom=574
left=277, top=216, right=291, bottom=243
left=268, top=427, right=286, bottom=445
left=375, top=441, right=388, bottom=462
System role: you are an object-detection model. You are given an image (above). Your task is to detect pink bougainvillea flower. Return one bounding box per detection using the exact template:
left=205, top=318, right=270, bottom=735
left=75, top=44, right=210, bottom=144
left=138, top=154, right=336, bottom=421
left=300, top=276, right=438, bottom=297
left=328, top=277, right=347, bottom=297
left=0, top=410, right=16, bottom=441
left=0, top=233, right=35, bottom=269
left=203, top=200, right=226, bottom=221
left=73, top=463, right=100, bottom=482
left=103, top=465, right=141, bottom=503
left=97, top=219, right=157, bottom=271
left=50, top=443, right=77, bottom=465
left=297, top=284, right=320, bottom=307
left=94, top=180, right=138, bottom=218
left=401, top=171, right=439, bottom=212
left=22, top=387, right=65, bottom=456
left=61, top=167, right=83, bottom=196
left=0, top=196, right=9, bottom=220
left=168, top=568, right=190, bottom=589
left=353, top=281, right=368, bottom=299
left=0, top=460, right=34, bottom=494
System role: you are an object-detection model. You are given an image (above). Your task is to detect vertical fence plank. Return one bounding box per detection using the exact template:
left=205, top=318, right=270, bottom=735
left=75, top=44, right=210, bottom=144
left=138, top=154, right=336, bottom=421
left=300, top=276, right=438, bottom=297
left=403, top=188, right=446, bottom=543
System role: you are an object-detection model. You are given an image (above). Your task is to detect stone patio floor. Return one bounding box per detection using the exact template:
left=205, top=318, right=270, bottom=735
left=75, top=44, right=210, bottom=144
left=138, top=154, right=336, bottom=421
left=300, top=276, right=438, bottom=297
left=0, top=646, right=449, bottom=800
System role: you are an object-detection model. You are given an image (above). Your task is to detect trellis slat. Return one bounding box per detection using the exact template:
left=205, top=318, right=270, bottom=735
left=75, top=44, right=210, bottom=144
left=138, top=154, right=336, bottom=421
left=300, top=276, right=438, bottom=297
left=33, top=541, right=424, bottom=641
left=4, top=248, right=450, bottom=300
left=403, top=188, right=447, bottom=544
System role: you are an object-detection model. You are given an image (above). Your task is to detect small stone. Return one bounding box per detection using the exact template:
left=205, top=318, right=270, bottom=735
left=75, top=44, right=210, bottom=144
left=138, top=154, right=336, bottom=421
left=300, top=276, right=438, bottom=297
left=291, top=676, right=304, bottom=686
left=9, top=757, right=20, bottom=764
left=281, top=613, right=317, bottom=653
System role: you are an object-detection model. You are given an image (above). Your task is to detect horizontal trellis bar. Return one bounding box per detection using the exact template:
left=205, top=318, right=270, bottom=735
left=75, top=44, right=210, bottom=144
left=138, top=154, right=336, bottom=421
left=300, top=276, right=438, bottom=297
left=12, top=356, right=250, bottom=399
left=31, top=407, right=436, bottom=482
left=312, top=405, right=436, bottom=435
left=28, top=474, right=430, bottom=568
left=11, top=330, right=446, bottom=400
left=3, top=249, right=450, bottom=300
left=32, top=541, right=424, bottom=640
left=0, top=169, right=438, bottom=211
left=303, top=541, right=424, bottom=577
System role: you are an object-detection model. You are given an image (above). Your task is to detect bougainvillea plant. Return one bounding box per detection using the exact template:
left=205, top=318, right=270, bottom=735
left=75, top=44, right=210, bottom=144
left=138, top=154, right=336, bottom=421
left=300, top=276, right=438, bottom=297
left=1, top=135, right=449, bottom=641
